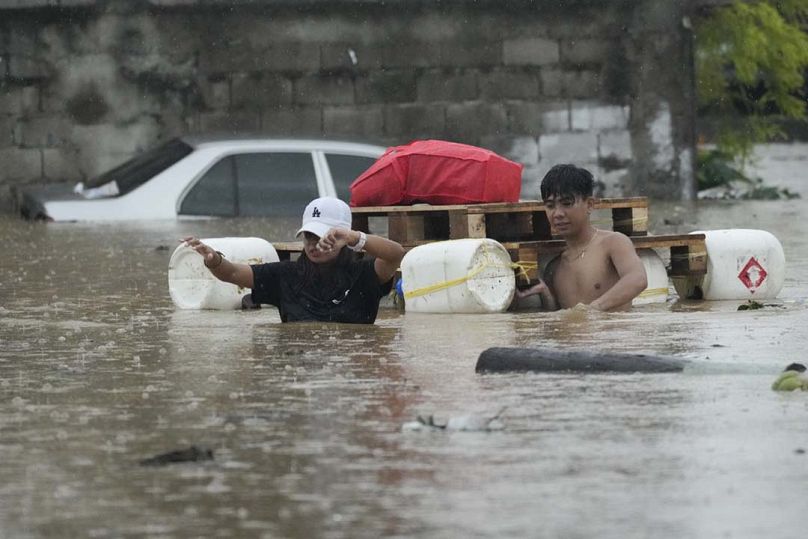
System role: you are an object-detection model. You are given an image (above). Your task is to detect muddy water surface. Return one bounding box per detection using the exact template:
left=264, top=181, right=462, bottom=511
left=1, top=199, right=807, bottom=538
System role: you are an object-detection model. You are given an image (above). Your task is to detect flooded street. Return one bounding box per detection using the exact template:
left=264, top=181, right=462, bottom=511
left=2, top=196, right=808, bottom=538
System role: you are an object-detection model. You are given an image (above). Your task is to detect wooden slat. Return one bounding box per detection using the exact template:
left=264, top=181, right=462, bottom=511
left=350, top=196, right=648, bottom=216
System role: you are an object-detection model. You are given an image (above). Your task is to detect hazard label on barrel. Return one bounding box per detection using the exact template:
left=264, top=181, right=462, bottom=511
left=738, top=257, right=768, bottom=292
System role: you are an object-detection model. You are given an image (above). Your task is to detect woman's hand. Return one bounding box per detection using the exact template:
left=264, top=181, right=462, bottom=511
left=181, top=237, right=221, bottom=268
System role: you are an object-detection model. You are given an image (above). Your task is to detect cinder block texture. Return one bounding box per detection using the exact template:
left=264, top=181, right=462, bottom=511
left=598, top=130, right=633, bottom=161
left=571, top=103, right=629, bottom=131
left=480, top=70, right=540, bottom=101
left=446, top=102, right=508, bottom=143
left=560, top=39, right=613, bottom=66
left=356, top=70, right=417, bottom=104
left=0, top=2, right=696, bottom=202
left=503, top=38, right=559, bottom=66
left=384, top=104, right=445, bottom=137
left=0, top=147, right=42, bottom=180
left=294, top=75, right=354, bottom=106
left=539, top=132, right=599, bottom=165
left=323, top=105, right=383, bottom=137
left=261, top=107, right=322, bottom=135
left=43, top=148, right=82, bottom=181
left=231, top=74, right=293, bottom=110
left=417, top=70, right=478, bottom=102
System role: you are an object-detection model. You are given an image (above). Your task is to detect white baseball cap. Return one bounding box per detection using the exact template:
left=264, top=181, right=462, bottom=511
left=296, top=197, right=353, bottom=238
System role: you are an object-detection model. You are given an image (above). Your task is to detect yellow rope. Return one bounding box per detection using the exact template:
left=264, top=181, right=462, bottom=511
left=403, top=244, right=536, bottom=300
left=637, top=287, right=669, bottom=298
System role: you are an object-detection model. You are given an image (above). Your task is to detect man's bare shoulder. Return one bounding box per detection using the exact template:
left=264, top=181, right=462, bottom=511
left=599, top=229, right=635, bottom=249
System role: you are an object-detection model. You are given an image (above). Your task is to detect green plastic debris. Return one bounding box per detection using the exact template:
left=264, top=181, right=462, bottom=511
left=738, top=300, right=764, bottom=311
left=772, top=363, right=808, bottom=391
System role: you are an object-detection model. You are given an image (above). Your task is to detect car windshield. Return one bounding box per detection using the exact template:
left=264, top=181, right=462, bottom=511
left=84, top=138, right=194, bottom=196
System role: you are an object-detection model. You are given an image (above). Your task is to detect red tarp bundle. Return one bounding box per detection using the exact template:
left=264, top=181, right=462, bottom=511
left=349, top=140, right=523, bottom=207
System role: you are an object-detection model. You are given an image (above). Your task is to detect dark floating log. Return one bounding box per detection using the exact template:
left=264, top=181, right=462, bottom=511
left=139, top=445, right=214, bottom=467
left=476, top=347, right=688, bottom=374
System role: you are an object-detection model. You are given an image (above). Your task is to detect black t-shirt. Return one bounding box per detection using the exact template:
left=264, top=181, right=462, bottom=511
left=250, top=257, right=393, bottom=324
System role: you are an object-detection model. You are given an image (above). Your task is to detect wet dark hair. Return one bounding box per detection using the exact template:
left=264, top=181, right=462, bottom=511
left=784, top=362, right=807, bottom=373
left=540, top=164, right=595, bottom=201
left=295, top=246, right=358, bottom=295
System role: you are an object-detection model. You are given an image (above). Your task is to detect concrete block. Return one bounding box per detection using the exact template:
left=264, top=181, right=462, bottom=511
left=323, top=106, right=383, bottom=137
left=0, top=147, right=42, bottom=180
left=503, top=37, right=559, bottom=66
left=541, top=104, right=570, bottom=133
left=356, top=70, right=417, bottom=104
left=480, top=135, right=539, bottom=166
left=570, top=102, right=629, bottom=131
left=381, top=43, right=438, bottom=69
left=505, top=102, right=544, bottom=135
left=598, top=130, right=633, bottom=162
left=18, top=116, right=72, bottom=148
left=0, top=115, right=17, bottom=148
left=231, top=73, right=293, bottom=110
left=43, top=148, right=82, bottom=181
left=0, top=91, right=15, bottom=115
left=197, top=111, right=261, bottom=134
left=262, top=43, right=322, bottom=72
left=260, top=107, right=322, bottom=136
left=321, top=44, right=384, bottom=72
left=294, top=75, right=354, bottom=106
left=417, top=69, right=478, bottom=102
left=201, top=43, right=320, bottom=75
left=445, top=102, right=508, bottom=143
left=7, top=54, right=50, bottom=81
left=563, top=70, right=602, bottom=98
left=599, top=168, right=630, bottom=197
left=560, top=39, right=612, bottom=66
left=384, top=103, right=445, bottom=137
left=199, top=78, right=230, bottom=110
left=480, top=70, right=540, bottom=101
left=438, top=41, right=501, bottom=67
left=540, top=68, right=564, bottom=98
left=520, top=165, right=544, bottom=200
left=20, top=86, right=40, bottom=116
left=70, top=122, right=162, bottom=176
left=539, top=132, right=598, bottom=165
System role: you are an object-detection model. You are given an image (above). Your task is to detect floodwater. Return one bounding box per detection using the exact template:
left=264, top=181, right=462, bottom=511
left=1, top=196, right=808, bottom=538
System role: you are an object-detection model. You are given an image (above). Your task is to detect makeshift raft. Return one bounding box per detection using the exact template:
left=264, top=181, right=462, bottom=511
left=272, top=197, right=708, bottom=283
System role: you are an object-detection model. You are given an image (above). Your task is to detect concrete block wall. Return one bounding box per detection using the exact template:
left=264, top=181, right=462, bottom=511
left=0, top=0, right=697, bottom=210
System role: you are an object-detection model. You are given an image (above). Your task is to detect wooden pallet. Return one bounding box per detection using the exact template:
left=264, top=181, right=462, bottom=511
left=271, top=233, right=707, bottom=282
left=504, top=234, right=707, bottom=283
left=351, top=197, right=649, bottom=245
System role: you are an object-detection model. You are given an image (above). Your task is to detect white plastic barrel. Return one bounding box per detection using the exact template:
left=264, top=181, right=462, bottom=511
left=168, top=237, right=279, bottom=310
left=633, top=249, right=670, bottom=305
left=401, top=238, right=516, bottom=314
left=672, top=229, right=785, bottom=300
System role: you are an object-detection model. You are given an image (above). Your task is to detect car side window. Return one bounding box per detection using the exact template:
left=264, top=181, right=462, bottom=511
left=326, top=154, right=377, bottom=201
left=179, top=157, right=236, bottom=216
left=235, top=153, right=319, bottom=216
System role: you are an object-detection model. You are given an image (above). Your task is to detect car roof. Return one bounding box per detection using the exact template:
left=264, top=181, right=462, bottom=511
left=180, top=135, right=387, bottom=154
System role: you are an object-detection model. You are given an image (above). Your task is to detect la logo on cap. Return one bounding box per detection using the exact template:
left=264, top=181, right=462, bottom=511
left=312, top=207, right=321, bottom=218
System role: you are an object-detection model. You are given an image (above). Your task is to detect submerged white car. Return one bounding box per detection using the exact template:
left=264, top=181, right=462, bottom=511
left=15, top=137, right=385, bottom=221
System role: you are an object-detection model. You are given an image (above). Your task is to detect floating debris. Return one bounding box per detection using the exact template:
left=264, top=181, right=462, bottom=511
left=402, top=408, right=506, bottom=432
left=139, top=445, right=214, bottom=466
left=772, top=363, right=808, bottom=392
left=738, top=300, right=785, bottom=311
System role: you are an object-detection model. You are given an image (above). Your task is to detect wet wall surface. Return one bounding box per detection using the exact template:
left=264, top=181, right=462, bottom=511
left=1, top=200, right=807, bottom=538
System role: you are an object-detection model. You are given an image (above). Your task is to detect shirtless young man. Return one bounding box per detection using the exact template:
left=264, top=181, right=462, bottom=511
left=516, top=164, right=647, bottom=311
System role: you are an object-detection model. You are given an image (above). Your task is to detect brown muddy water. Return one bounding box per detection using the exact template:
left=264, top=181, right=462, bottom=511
left=1, top=199, right=808, bottom=539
